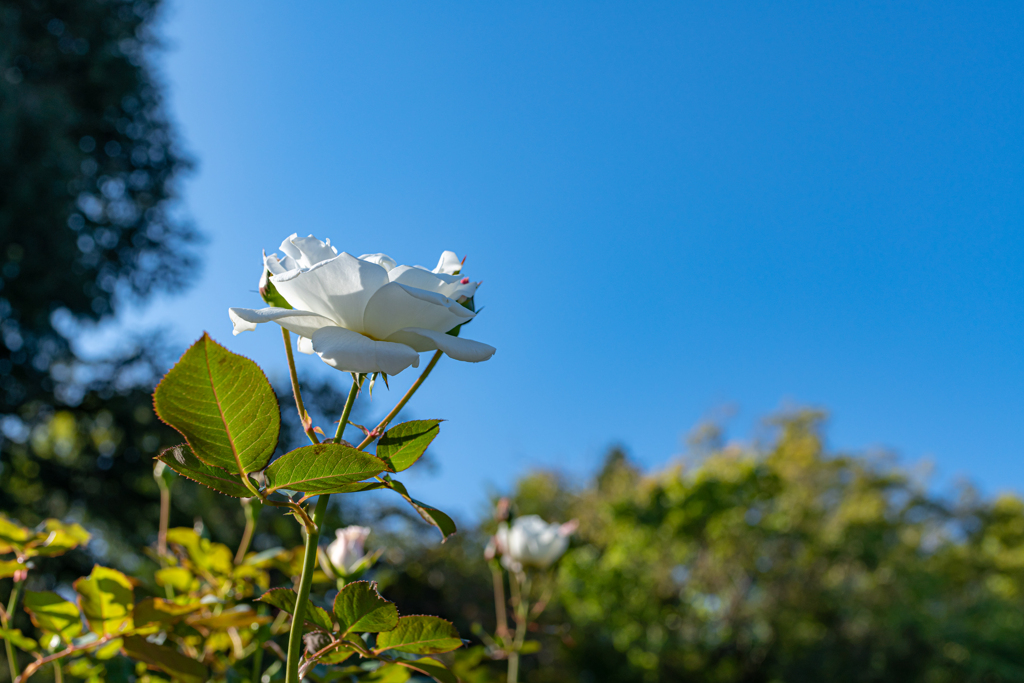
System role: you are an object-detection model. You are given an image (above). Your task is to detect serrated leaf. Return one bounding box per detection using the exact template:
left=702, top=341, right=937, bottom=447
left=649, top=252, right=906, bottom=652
left=157, top=445, right=252, bottom=498
left=264, top=443, right=387, bottom=495
left=385, top=480, right=457, bottom=541
left=23, top=591, right=83, bottom=640
left=122, top=635, right=208, bottom=683
left=374, top=616, right=462, bottom=655
left=397, top=657, right=458, bottom=683
left=256, top=588, right=334, bottom=631
left=333, top=581, right=398, bottom=636
left=153, top=333, right=279, bottom=477
left=133, top=598, right=203, bottom=626
left=74, top=565, right=134, bottom=635
left=376, top=420, right=441, bottom=472
left=0, top=627, right=37, bottom=651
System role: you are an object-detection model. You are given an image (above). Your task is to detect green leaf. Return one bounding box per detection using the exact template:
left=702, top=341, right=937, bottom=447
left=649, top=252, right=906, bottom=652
left=157, top=445, right=253, bottom=498
left=188, top=606, right=271, bottom=630
left=385, top=480, right=457, bottom=541
left=397, top=657, right=458, bottom=683
left=0, top=558, right=22, bottom=579
left=376, top=420, right=441, bottom=472
left=23, top=591, right=83, bottom=640
left=133, top=597, right=203, bottom=626
left=0, top=627, right=37, bottom=652
left=333, top=581, right=398, bottom=636
left=264, top=443, right=388, bottom=495
left=0, top=514, right=32, bottom=554
left=256, top=588, right=334, bottom=631
left=96, top=638, right=124, bottom=659
left=26, top=520, right=91, bottom=557
left=122, top=635, right=208, bottom=683
left=74, top=565, right=134, bottom=635
left=154, top=567, right=194, bottom=592
left=153, top=333, right=279, bottom=477
left=374, top=616, right=462, bottom=655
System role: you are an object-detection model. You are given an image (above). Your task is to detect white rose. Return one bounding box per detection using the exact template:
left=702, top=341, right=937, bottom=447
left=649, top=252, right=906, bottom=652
left=229, top=234, right=495, bottom=375
left=325, top=525, right=371, bottom=575
left=504, top=515, right=577, bottom=570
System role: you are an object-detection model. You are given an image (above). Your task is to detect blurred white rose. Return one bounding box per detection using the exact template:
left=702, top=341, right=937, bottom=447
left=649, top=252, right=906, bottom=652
left=230, top=234, right=494, bottom=375
left=502, top=515, right=577, bottom=570
left=325, top=525, right=371, bottom=575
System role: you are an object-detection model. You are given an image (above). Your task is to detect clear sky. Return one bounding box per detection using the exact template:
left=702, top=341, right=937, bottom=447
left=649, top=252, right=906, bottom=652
left=110, top=2, right=1023, bottom=520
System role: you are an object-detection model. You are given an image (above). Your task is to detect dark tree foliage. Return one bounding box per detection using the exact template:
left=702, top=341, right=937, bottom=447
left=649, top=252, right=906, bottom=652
left=0, top=0, right=203, bottom=586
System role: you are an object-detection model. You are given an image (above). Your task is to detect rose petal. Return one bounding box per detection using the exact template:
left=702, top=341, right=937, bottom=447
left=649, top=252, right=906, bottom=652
left=272, top=252, right=389, bottom=330
left=297, top=336, right=315, bottom=354
left=362, top=282, right=474, bottom=340
left=359, top=253, right=397, bottom=272
left=386, top=327, right=495, bottom=362
left=388, top=265, right=478, bottom=299
left=432, top=250, right=462, bottom=275
left=228, top=307, right=336, bottom=338
left=310, top=326, right=421, bottom=375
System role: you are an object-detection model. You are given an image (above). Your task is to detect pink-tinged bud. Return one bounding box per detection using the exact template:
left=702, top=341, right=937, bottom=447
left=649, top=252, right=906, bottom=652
left=460, top=277, right=470, bottom=285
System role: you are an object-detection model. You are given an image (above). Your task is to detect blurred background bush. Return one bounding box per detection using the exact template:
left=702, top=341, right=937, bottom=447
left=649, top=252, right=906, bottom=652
left=2, top=1, right=1023, bottom=682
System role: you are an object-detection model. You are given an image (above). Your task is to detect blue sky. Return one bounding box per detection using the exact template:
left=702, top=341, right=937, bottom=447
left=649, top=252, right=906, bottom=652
left=113, top=2, right=1022, bottom=520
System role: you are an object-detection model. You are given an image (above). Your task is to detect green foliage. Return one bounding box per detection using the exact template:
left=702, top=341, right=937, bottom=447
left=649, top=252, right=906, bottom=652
left=384, top=479, right=458, bottom=541
left=73, top=565, right=135, bottom=636
left=122, top=635, right=208, bottom=683
left=377, top=420, right=442, bottom=473
left=333, top=581, right=399, bottom=635
left=264, top=443, right=388, bottom=495
left=23, top=591, right=83, bottom=640
left=258, top=588, right=334, bottom=632
left=375, top=616, right=463, bottom=655
left=154, top=333, right=279, bottom=479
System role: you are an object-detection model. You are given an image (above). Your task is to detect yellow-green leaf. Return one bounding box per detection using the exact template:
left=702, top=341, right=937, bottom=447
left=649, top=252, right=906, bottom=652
left=157, top=445, right=253, bottom=498
left=23, top=591, right=83, bottom=640
left=154, top=567, right=194, bottom=592
left=257, top=588, right=334, bottom=631
left=74, top=565, right=134, bottom=635
left=264, top=443, right=388, bottom=495
left=0, top=627, right=37, bottom=651
left=374, top=616, right=462, bottom=655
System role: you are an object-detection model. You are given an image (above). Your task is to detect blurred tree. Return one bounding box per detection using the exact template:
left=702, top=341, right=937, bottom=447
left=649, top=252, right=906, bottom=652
left=0, top=0, right=203, bottom=583
left=384, top=413, right=1024, bottom=683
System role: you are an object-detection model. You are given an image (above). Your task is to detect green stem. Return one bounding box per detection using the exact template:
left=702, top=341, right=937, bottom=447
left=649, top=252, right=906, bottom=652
left=4, top=577, right=24, bottom=681
left=284, top=494, right=329, bottom=683
left=282, top=328, right=319, bottom=445
left=491, top=563, right=510, bottom=641
left=251, top=604, right=268, bottom=683
left=334, top=375, right=364, bottom=443
left=52, top=660, right=62, bottom=683
left=284, top=374, right=361, bottom=683
left=156, top=476, right=171, bottom=557
left=507, top=573, right=531, bottom=683
left=235, top=498, right=262, bottom=565
left=357, top=350, right=443, bottom=450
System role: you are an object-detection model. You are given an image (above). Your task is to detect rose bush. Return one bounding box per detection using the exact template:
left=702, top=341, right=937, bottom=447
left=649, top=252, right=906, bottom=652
left=230, top=233, right=495, bottom=375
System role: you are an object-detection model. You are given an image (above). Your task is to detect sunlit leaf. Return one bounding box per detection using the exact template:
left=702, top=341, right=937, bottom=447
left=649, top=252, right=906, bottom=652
left=0, top=627, right=37, bottom=651
left=0, top=558, right=22, bottom=579
left=165, top=528, right=233, bottom=576
left=23, top=591, right=83, bottom=640
left=74, top=565, right=134, bottom=635
left=153, top=333, right=279, bottom=477
left=27, top=520, right=91, bottom=557
left=122, top=635, right=208, bottom=683
left=157, top=445, right=252, bottom=498
left=257, top=588, right=334, bottom=631
left=154, top=567, right=194, bottom=592
left=95, top=637, right=124, bottom=659
left=333, top=581, right=398, bottom=636
left=264, top=443, right=388, bottom=495
left=385, top=480, right=457, bottom=541
left=133, top=598, right=203, bottom=627
left=376, top=420, right=441, bottom=473
left=187, top=605, right=271, bottom=630
left=0, top=514, right=32, bottom=554
left=374, top=616, right=462, bottom=655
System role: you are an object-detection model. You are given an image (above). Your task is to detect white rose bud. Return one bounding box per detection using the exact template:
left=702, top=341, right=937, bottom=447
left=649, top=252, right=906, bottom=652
left=325, top=525, right=371, bottom=575
left=505, top=515, right=577, bottom=570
